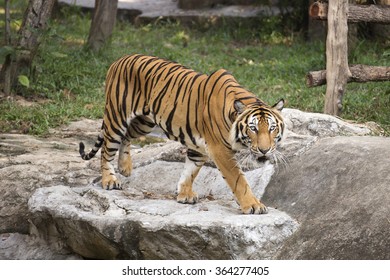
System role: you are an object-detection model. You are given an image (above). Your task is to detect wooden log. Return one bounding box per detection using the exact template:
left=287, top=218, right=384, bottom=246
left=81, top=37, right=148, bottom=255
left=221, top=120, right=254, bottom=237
left=309, top=1, right=328, bottom=20
left=306, top=65, right=390, bottom=87
left=324, top=0, right=351, bottom=116
left=310, top=2, right=390, bottom=23
left=306, top=70, right=327, bottom=87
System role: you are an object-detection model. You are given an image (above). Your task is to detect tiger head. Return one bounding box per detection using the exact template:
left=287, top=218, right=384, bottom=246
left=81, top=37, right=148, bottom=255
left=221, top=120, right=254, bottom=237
left=230, top=99, right=285, bottom=162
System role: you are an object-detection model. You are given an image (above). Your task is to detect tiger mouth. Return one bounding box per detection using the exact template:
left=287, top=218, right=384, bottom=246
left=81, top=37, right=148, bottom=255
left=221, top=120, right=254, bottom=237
left=256, top=155, right=269, bottom=163
left=250, top=151, right=269, bottom=162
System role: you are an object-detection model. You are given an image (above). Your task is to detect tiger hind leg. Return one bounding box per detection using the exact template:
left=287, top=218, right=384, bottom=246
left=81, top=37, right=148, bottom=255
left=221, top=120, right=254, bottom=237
left=177, top=150, right=207, bottom=204
left=101, top=136, right=122, bottom=190
left=118, top=138, right=132, bottom=177
left=118, top=116, right=156, bottom=177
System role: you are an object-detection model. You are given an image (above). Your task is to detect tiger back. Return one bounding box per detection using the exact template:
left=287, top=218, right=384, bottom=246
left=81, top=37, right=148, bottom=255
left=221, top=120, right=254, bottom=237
left=79, top=54, right=285, bottom=214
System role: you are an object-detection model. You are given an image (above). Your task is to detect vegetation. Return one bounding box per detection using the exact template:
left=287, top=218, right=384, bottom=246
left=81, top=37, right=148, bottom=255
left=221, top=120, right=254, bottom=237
left=0, top=4, right=389, bottom=135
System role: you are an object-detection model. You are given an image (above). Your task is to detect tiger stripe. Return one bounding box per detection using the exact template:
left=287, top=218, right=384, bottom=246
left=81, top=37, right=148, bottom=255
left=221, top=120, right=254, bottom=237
left=79, top=54, right=285, bottom=214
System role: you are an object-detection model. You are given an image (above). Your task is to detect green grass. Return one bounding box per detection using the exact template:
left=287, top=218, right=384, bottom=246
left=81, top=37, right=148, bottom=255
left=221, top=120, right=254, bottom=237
left=0, top=6, right=389, bottom=135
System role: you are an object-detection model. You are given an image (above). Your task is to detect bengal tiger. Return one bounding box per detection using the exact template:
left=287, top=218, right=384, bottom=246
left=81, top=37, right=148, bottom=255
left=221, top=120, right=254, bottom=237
left=79, top=54, right=285, bottom=214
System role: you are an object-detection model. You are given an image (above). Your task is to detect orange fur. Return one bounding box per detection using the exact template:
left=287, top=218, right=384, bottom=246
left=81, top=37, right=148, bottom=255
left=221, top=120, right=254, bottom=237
left=79, top=54, right=285, bottom=214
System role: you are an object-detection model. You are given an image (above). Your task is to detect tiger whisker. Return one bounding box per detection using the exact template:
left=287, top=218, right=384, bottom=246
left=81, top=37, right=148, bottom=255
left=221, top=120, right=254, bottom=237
left=272, top=150, right=289, bottom=173
left=234, top=148, right=289, bottom=173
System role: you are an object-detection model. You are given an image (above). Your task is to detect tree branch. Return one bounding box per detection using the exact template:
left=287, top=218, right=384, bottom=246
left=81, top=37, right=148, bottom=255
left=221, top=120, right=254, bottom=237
left=310, top=2, right=390, bottom=23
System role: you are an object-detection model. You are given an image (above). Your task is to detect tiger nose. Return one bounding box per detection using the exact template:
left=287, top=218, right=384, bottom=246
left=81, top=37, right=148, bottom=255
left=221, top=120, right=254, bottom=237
left=258, top=148, right=270, bottom=155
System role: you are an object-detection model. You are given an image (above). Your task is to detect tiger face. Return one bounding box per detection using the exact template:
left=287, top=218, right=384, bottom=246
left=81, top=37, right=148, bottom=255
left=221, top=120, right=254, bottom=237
left=231, top=99, right=285, bottom=162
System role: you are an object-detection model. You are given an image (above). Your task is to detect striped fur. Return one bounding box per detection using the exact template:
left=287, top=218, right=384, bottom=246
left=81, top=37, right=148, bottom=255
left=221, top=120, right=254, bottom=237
left=79, top=54, right=285, bottom=214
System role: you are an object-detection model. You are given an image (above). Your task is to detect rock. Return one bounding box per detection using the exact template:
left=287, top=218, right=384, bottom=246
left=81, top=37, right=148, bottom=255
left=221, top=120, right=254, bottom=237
left=282, top=108, right=372, bottom=137
left=0, top=133, right=100, bottom=233
left=0, top=108, right=379, bottom=259
left=275, top=108, right=373, bottom=162
left=263, top=136, right=390, bottom=259
left=0, top=127, right=175, bottom=233
left=28, top=184, right=298, bottom=259
left=0, top=232, right=81, bottom=260
left=122, top=160, right=275, bottom=200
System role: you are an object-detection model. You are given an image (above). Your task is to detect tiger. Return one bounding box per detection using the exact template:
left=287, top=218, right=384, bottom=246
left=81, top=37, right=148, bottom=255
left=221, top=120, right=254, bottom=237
left=79, top=54, right=285, bottom=214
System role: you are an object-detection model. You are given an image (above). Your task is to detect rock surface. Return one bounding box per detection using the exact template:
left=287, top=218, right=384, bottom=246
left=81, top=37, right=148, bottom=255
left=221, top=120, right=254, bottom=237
left=263, top=136, right=390, bottom=260
left=0, top=232, right=81, bottom=260
left=1, top=108, right=387, bottom=259
left=28, top=184, right=297, bottom=259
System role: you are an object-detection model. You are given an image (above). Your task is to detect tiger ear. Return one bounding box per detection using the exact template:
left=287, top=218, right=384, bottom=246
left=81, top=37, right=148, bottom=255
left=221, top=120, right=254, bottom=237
left=234, top=100, right=246, bottom=114
left=272, top=99, right=285, bottom=111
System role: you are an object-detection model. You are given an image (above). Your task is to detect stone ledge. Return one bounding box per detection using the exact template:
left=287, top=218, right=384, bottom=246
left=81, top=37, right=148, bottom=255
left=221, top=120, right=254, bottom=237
left=28, top=185, right=298, bottom=259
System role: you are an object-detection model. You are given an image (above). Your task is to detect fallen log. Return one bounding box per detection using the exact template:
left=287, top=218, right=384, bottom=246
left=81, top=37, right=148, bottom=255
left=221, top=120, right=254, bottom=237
left=309, top=2, right=390, bottom=23
left=306, top=65, right=390, bottom=87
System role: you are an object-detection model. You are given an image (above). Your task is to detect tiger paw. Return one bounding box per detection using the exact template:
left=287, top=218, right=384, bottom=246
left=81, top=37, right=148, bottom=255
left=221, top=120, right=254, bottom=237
left=240, top=199, right=268, bottom=214
left=102, top=175, right=122, bottom=190
left=177, top=191, right=198, bottom=204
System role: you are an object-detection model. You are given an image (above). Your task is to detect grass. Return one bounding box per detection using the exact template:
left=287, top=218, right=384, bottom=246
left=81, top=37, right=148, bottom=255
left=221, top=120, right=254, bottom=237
left=0, top=5, right=389, bottom=135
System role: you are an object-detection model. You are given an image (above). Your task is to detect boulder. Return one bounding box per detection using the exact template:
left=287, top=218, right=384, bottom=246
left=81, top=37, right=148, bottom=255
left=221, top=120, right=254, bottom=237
left=263, top=136, right=390, bottom=259
left=28, top=183, right=298, bottom=259
left=0, top=122, right=178, bottom=233
left=0, top=108, right=383, bottom=259
left=0, top=121, right=102, bottom=233
left=0, top=232, right=81, bottom=260
left=281, top=108, right=372, bottom=137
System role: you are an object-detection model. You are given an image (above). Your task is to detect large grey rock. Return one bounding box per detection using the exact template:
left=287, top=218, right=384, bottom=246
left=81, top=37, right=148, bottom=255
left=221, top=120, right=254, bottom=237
left=0, top=123, right=102, bottom=233
left=28, top=183, right=298, bottom=259
left=0, top=232, right=81, bottom=260
left=0, top=107, right=342, bottom=234
left=282, top=108, right=372, bottom=137
left=0, top=108, right=379, bottom=259
left=263, top=136, right=390, bottom=259
left=0, top=123, right=176, bottom=233
left=124, top=160, right=275, bottom=200
left=277, top=108, right=373, bottom=161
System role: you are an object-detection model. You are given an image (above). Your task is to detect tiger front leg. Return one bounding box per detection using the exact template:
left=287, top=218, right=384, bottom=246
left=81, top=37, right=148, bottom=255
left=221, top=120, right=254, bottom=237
left=210, top=146, right=267, bottom=214
left=234, top=178, right=268, bottom=214
left=176, top=151, right=206, bottom=204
